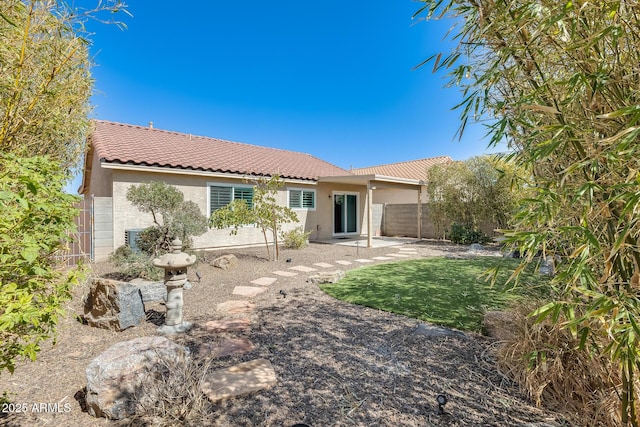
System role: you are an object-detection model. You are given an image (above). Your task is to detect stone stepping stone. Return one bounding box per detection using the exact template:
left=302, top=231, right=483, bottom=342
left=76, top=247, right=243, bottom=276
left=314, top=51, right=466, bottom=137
left=272, top=270, right=298, bottom=277
left=198, top=338, right=255, bottom=358
left=372, top=256, right=394, bottom=261
left=288, top=265, right=317, bottom=272
left=388, top=253, right=409, bottom=258
left=217, top=300, right=255, bottom=315
left=335, top=260, right=352, bottom=265
left=203, top=318, right=251, bottom=332
left=233, top=286, right=267, bottom=297
left=398, top=247, right=418, bottom=252
left=313, top=262, right=334, bottom=268
left=251, top=277, right=278, bottom=286
left=354, top=259, right=374, bottom=263
left=201, top=358, right=277, bottom=403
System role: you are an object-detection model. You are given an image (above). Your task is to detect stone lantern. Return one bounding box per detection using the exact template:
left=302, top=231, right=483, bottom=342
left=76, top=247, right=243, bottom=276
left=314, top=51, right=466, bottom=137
left=152, top=239, right=196, bottom=335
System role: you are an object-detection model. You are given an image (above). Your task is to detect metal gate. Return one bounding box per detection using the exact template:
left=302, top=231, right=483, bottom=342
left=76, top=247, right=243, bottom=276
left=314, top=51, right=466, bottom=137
left=55, top=197, right=93, bottom=266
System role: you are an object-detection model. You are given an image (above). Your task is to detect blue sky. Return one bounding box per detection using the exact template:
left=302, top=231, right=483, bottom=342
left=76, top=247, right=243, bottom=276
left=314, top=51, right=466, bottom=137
left=83, top=1, right=502, bottom=177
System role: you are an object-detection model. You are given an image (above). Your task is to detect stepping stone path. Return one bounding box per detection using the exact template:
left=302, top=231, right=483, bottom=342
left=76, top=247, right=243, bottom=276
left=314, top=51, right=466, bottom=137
left=313, top=262, right=334, bottom=268
left=233, top=286, right=267, bottom=297
left=199, top=243, right=419, bottom=405
left=251, top=277, right=278, bottom=286
left=217, top=300, right=255, bottom=315
left=201, top=358, right=277, bottom=403
left=204, top=318, right=251, bottom=332
left=198, top=337, right=255, bottom=358
left=288, top=265, right=317, bottom=272
left=272, top=270, right=298, bottom=277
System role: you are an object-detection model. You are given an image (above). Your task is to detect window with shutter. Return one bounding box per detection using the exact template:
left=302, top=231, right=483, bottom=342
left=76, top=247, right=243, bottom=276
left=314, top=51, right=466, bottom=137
left=289, top=190, right=302, bottom=208
left=233, top=187, right=253, bottom=209
left=209, top=184, right=254, bottom=215
left=209, top=186, right=232, bottom=215
left=302, top=191, right=315, bottom=208
left=288, top=189, right=315, bottom=209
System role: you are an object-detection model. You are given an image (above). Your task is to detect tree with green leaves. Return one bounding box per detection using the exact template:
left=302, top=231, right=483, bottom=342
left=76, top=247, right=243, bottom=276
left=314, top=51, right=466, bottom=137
left=416, top=0, right=640, bottom=424
left=126, top=181, right=208, bottom=255
left=426, top=155, right=522, bottom=240
left=1, top=0, right=127, bottom=171
left=210, top=175, right=299, bottom=261
left=0, top=155, right=82, bottom=374
left=0, top=0, right=127, bottom=375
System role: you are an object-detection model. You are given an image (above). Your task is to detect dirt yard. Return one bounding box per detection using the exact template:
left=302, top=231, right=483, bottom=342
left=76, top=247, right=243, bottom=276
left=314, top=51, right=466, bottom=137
left=0, top=240, right=567, bottom=426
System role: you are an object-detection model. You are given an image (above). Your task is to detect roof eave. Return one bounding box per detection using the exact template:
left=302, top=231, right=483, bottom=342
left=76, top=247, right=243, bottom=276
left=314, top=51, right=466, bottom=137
left=99, top=161, right=319, bottom=185
left=318, top=174, right=425, bottom=188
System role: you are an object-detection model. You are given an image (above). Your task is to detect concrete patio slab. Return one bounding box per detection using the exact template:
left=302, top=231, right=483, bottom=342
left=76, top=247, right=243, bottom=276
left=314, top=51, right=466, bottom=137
left=232, top=286, right=267, bottom=297
left=201, top=358, right=277, bottom=403
left=251, top=277, right=278, bottom=286
left=316, top=237, right=420, bottom=248
left=288, top=265, right=317, bottom=272
left=272, top=270, right=298, bottom=277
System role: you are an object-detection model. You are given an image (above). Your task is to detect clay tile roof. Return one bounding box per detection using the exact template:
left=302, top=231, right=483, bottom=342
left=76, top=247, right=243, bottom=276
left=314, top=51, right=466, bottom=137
left=351, top=156, right=453, bottom=181
left=90, top=120, right=350, bottom=181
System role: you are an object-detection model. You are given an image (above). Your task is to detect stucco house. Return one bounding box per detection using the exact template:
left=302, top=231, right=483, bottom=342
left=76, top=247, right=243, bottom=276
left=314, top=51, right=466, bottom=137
left=80, top=120, right=424, bottom=261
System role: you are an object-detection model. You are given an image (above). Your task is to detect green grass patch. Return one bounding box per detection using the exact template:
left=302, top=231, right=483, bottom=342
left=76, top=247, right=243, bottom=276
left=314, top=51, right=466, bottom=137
left=320, top=257, right=549, bottom=332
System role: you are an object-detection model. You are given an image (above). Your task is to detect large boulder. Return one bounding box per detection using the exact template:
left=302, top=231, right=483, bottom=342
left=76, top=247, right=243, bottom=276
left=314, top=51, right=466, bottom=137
left=84, top=278, right=145, bottom=331
left=85, top=336, right=189, bottom=420
left=211, top=254, right=238, bottom=270
left=129, top=278, right=167, bottom=302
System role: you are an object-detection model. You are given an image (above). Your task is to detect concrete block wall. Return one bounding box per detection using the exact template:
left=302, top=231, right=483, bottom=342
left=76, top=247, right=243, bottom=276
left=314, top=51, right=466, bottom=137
left=93, top=197, right=114, bottom=262
left=381, top=203, right=498, bottom=239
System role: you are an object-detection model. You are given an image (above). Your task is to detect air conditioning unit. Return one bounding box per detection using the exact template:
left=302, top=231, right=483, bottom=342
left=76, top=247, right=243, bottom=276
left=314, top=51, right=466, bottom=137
left=125, top=228, right=145, bottom=254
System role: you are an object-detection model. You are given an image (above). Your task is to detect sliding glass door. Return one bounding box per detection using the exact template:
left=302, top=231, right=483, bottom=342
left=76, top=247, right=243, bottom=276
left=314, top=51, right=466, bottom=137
left=333, top=193, right=358, bottom=235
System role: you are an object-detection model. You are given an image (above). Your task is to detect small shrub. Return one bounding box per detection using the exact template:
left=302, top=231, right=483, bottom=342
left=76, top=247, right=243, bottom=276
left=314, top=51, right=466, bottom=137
left=497, top=303, right=629, bottom=427
left=124, top=355, right=215, bottom=426
left=109, top=246, right=161, bottom=280
left=281, top=227, right=311, bottom=249
left=126, top=182, right=208, bottom=255
left=136, top=226, right=167, bottom=256
left=450, top=223, right=490, bottom=244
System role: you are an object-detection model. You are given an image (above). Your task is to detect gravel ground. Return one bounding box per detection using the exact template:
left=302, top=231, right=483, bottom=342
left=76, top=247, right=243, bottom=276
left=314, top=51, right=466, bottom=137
left=0, top=240, right=568, bottom=426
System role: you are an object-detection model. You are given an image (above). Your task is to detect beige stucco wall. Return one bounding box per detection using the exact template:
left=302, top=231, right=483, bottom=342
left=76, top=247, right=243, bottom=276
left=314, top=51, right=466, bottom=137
left=85, top=152, right=113, bottom=197
left=371, top=187, right=426, bottom=204
left=314, top=182, right=369, bottom=240
left=109, top=169, right=323, bottom=252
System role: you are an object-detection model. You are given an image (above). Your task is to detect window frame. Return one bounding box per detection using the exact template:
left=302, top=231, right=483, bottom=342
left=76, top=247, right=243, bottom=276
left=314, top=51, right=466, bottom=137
left=207, top=182, right=255, bottom=217
left=287, top=187, right=316, bottom=210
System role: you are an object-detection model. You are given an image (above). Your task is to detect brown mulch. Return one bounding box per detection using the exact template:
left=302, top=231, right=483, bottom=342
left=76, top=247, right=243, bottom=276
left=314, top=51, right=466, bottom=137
left=0, top=240, right=567, bottom=426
